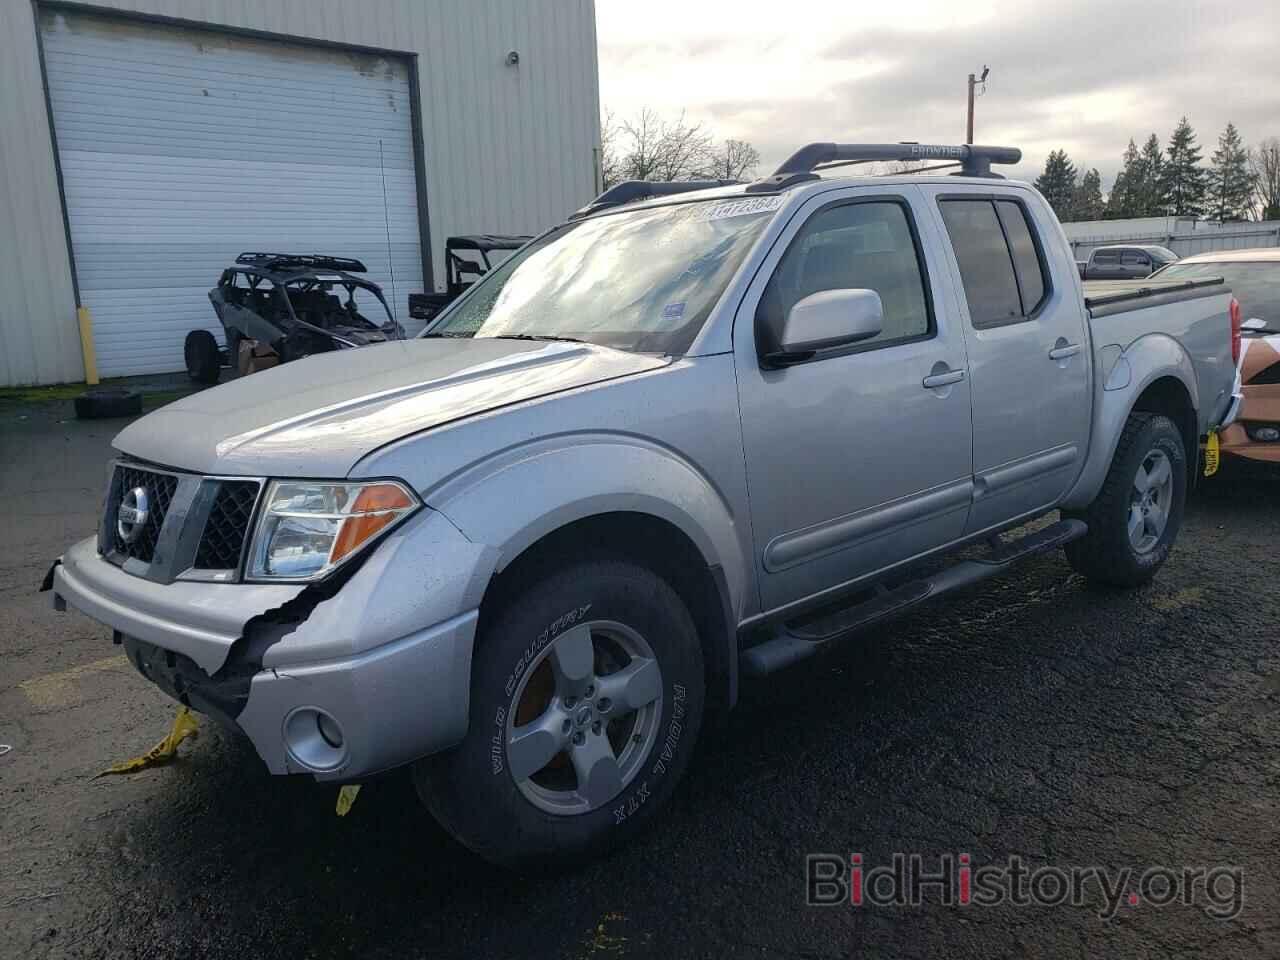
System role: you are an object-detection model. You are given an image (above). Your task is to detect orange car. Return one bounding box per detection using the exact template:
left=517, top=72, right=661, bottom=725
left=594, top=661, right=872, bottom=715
left=1153, top=248, right=1280, bottom=463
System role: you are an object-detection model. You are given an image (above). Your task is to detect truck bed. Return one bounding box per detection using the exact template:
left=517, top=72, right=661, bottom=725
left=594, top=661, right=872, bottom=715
left=1082, top=275, right=1236, bottom=434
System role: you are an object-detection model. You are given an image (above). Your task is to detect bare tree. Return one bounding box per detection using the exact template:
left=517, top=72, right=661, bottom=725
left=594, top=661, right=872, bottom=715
left=703, top=139, right=761, bottom=181
left=639, top=111, right=716, bottom=181
left=599, top=108, right=760, bottom=186
left=598, top=109, right=624, bottom=190
left=1252, top=137, right=1280, bottom=221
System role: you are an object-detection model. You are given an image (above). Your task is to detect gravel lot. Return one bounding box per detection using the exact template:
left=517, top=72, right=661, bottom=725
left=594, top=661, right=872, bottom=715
left=2, top=396, right=1278, bottom=959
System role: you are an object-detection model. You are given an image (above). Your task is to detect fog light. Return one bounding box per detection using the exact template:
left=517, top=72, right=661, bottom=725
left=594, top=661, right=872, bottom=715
left=283, top=707, right=347, bottom=771
left=1250, top=425, right=1280, bottom=442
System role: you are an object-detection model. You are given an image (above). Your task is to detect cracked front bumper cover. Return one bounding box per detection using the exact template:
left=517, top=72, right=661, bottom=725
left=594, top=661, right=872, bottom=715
left=50, top=507, right=494, bottom=780
left=117, top=612, right=477, bottom=780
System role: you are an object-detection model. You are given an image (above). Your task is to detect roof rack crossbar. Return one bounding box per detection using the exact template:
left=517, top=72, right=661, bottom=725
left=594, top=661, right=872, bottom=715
left=752, top=142, right=1021, bottom=189
left=570, top=179, right=740, bottom=219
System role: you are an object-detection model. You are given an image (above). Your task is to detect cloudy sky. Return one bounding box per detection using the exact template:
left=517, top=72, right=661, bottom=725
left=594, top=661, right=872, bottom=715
left=596, top=0, right=1280, bottom=189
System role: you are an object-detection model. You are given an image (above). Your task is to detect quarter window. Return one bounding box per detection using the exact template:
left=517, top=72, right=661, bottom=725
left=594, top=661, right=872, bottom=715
left=757, top=200, right=933, bottom=354
left=939, top=198, right=1051, bottom=328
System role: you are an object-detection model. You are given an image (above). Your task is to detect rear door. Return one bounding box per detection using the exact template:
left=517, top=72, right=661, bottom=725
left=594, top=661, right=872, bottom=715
left=922, top=186, right=1091, bottom=534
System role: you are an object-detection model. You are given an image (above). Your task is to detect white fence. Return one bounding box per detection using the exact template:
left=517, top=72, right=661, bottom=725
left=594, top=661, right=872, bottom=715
left=1061, top=216, right=1280, bottom=259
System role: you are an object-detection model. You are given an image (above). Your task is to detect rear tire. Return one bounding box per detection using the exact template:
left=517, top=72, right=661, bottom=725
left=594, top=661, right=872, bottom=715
left=413, top=558, right=704, bottom=868
left=184, top=330, right=221, bottom=384
left=1064, top=412, right=1186, bottom=587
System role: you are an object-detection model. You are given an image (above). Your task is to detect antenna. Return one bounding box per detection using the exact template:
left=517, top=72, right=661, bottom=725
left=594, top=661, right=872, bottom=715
left=378, top=138, right=399, bottom=322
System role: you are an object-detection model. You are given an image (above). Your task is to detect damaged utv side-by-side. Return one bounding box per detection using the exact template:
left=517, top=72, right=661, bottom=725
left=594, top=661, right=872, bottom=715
left=188, top=252, right=405, bottom=384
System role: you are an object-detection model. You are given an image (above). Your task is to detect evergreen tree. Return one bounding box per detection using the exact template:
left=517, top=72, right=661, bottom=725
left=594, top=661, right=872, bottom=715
left=1106, top=140, right=1142, bottom=218
left=1034, top=149, right=1079, bottom=220
left=1138, top=134, right=1166, bottom=216
left=1073, top=168, right=1105, bottom=221
left=1161, top=117, right=1208, bottom=217
left=1208, top=122, right=1254, bottom=221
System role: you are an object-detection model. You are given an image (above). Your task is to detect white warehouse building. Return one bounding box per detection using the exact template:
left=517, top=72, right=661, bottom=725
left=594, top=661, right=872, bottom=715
left=0, top=0, right=601, bottom=386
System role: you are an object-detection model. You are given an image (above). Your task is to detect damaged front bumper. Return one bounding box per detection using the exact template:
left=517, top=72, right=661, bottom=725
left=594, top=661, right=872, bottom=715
left=49, top=509, right=494, bottom=780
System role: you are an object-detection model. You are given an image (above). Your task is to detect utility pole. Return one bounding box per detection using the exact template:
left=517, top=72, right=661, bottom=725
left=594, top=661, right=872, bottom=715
left=966, top=65, right=989, bottom=144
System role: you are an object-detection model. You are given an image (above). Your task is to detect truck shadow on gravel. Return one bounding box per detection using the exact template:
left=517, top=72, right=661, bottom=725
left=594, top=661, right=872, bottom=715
left=83, top=463, right=1279, bottom=960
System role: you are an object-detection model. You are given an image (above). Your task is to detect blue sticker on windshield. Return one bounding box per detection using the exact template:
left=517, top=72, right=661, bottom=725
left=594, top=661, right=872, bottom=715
left=662, top=302, right=686, bottom=322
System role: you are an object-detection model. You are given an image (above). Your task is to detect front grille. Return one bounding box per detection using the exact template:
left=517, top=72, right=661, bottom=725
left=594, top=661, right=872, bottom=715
left=195, top=480, right=260, bottom=570
left=110, top=466, right=178, bottom=563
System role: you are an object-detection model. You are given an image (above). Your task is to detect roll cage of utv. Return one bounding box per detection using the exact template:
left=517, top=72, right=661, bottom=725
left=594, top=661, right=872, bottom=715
left=188, top=252, right=404, bottom=383
left=407, top=235, right=531, bottom=322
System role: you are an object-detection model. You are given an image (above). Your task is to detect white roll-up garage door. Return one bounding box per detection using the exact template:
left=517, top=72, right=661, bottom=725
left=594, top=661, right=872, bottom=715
left=39, top=10, right=426, bottom=378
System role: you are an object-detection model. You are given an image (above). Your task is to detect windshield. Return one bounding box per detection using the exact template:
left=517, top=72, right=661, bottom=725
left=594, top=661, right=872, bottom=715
left=425, top=196, right=781, bottom=354
left=1153, top=261, right=1280, bottom=327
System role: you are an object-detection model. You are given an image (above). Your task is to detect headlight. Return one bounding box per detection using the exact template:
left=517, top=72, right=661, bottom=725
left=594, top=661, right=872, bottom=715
left=246, top=480, right=420, bottom=582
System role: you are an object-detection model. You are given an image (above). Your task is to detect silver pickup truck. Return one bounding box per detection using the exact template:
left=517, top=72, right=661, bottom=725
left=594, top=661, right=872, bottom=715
left=48, top=142, right=1242, bottom=867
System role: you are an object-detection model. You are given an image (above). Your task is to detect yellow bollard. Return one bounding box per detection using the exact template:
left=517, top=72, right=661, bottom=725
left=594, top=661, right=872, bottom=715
left=77, top=306, right=99, bottom=386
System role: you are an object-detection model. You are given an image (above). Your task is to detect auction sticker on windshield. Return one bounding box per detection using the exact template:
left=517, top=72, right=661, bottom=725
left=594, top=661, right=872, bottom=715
left=694, top=195, right=785, bottom=221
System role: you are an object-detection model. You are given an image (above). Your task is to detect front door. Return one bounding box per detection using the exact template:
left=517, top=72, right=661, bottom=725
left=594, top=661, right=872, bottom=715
left=924, top=186, right=1092, bottom=534
left=735, top=187, right=974, bottom=614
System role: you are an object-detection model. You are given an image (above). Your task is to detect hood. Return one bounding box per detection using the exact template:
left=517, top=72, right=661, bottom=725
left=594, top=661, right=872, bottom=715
left=115, top=339, right=669, bottom=477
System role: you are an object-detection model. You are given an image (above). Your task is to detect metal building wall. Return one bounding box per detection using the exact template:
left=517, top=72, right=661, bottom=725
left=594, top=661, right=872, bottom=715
left=0, top=0, right=601, bottom=386
left=1062, top=217, right=1280, bottom=259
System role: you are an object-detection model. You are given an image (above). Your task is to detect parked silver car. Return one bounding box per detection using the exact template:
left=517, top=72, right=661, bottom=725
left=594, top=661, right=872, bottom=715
left=48, top=142, right=1242, bottom=867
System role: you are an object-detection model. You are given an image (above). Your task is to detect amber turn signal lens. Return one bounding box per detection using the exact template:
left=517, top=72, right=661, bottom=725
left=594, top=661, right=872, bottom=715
left=329, top=484, right=417, bottom=564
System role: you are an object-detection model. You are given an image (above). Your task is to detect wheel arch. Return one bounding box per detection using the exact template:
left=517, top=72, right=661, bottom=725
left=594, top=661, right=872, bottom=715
left=427, top=438, right=751, bottom=716
left=1130, top=375, right=1198, bottom=478
left=1062, top=337, right=1200, bottom=510
left=477, top=511, right=739, bottom=717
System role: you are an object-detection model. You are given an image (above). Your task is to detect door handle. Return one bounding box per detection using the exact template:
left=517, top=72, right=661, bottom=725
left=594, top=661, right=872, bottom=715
left=1049, top=342, right=1082, bottom=361
left=922, top=369, right=966, bottom=389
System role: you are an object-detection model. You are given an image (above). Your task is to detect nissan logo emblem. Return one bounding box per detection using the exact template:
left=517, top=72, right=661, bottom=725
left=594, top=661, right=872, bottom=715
left=117, top=486, right=150, bottom=544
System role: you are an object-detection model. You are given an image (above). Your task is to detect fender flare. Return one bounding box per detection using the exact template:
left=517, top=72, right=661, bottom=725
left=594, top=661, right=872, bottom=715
left=424, top=433, right=749, bottom=704
left=1062, top=333, right=1198, bottom=511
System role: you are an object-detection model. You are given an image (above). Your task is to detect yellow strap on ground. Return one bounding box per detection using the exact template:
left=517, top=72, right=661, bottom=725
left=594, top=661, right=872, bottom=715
left=96, top=706, right=199, bottom=777
left=336, top=784, right=362, bottom=816
left=1204, top=431, right=1220, bottom=477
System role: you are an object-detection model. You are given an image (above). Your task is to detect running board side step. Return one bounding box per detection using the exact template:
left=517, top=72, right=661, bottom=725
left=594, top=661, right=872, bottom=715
left=741, top=518, right=1087, bottom=677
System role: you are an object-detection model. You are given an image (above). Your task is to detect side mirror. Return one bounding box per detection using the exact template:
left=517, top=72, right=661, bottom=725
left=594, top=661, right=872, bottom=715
left=766, top=289, right=883, bottom=366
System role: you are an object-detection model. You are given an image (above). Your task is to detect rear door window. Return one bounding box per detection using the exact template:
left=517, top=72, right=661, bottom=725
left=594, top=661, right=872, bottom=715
left=995, top=200, right=1049, bottom=315
left=1093, top=251, right=1121, bottom=265
left=938, top=199, right=1023, bottom=328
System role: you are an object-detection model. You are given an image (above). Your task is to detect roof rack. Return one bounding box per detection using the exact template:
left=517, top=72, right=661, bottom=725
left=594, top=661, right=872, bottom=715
left=235, top=252, right=368, bottom=273
left=569, top=179, right=740, bottom=219
left=746, top=142, right=1022, bottom=191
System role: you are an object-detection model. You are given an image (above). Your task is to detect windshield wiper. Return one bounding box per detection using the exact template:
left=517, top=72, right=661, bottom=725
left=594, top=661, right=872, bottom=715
left=485, top=334, right=586, bottom=344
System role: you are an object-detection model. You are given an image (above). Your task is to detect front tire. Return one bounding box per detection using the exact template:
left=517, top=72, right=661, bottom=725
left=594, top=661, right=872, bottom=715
left=413, top=558, right=705, bottom=868
left=1064, top=412, right=1186, bottom=586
